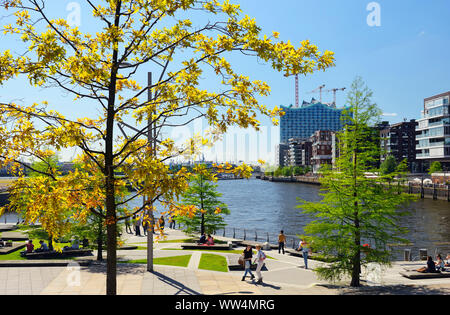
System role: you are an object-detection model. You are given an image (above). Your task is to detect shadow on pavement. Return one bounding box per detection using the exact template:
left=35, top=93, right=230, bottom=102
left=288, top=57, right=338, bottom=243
left=152, top=270, right=202, bottom=295
left=318, top=284, right=450, bottom=295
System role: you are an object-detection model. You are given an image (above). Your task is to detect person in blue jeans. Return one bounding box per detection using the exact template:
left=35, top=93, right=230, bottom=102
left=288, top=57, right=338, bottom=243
left=241, top=245, right=255, bottom=281
left=298, top=240, right=309, bottom=269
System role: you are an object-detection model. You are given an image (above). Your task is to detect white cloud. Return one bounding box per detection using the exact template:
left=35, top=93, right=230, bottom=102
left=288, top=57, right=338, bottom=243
left=382, top=112, right=398, bottom=117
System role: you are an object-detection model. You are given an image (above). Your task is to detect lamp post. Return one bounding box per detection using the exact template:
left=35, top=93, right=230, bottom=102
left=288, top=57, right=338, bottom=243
left=117, top=67, right=155, bottom=272
left=146, top=71, right=155, bottom=273
left=119, top=55, right=171, bottom=272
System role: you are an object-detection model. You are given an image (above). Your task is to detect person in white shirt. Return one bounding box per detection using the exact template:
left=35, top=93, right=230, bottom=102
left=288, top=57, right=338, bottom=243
left=298, top=240, right=310, bottom=269
left=253, top=244, right=266, bottom=284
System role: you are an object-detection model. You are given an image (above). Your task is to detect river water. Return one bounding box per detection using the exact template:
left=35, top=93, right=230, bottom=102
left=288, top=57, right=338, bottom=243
left=2, top=177, right=449, bottom=260
left=215, top=178, right=450, bottom=261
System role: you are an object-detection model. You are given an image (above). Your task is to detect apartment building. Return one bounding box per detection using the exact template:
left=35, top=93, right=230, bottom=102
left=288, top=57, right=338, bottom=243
left=416, top=91, right=450, bottom=170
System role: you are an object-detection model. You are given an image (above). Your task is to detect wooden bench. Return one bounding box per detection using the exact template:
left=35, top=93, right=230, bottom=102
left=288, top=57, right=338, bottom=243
left=400, top=271, right=450, bottom=279
left=180, top=243, right=233, bottom=250
left=21, top=248, right=93, bottom=259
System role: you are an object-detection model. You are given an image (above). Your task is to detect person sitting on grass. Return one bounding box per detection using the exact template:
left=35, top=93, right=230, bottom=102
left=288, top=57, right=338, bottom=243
left=25, top=240, right=34, bottom=253
left=206, top=234, right=214, bottom=246
left=198, top=233, right=207, bottom=244
left=35, top=240, right=49, bottom=252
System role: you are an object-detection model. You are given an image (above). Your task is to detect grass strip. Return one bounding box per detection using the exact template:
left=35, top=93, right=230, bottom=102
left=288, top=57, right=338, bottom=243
left=198, top=253, right=228, bottom=272
left=118, top=254, right=192, bottom=267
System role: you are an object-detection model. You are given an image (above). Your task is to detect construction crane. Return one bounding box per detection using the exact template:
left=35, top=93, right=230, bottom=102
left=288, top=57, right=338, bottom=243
left=307, top=84, right=326, bottom=103
left=324, top=87, right=346, bottom=106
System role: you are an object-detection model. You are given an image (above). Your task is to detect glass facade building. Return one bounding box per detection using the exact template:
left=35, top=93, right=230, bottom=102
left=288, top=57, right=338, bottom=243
left=280, top=100, right=347, bottom=143
left=416, top=91, right=450, bottom=169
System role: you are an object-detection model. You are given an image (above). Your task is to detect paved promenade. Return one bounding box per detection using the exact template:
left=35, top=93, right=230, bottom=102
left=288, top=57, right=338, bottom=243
left=1, top=227, right=450, bottom=295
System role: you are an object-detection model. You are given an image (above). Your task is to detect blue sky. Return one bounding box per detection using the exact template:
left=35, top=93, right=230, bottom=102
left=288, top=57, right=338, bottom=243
left=238, top=0, right=450, bottom=122
left=0, top=0, right=449, bottom=163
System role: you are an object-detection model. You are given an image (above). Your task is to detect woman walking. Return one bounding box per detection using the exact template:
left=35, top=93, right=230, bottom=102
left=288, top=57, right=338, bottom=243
left=298, top=240, right=310, bottom=269
left=253, top=244, right=266, bottom=284
left=241, top=245, right=255, bottom=281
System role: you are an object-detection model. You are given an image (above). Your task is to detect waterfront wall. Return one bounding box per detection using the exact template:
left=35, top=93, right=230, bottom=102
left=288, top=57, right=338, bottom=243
left=257, top=175, right=450, bottom=201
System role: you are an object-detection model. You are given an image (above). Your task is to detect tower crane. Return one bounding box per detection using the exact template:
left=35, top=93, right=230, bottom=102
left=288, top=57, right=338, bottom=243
left=324, top=87, right=346, bottom=106
left=307, top=84, right=326, bottom=103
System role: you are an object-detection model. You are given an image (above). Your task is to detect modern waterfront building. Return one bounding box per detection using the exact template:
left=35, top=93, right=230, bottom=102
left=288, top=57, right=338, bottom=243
left=275, top=143, right=289, bottom=167
left=416, top=91, right=450, bottom=170
left=380, top=119, right=419, bottom=172
left=310, top=130, right=333, bottom=173
left=280, top=99, right=347, bottom=143
left=287, top=138, right=312, bottom=167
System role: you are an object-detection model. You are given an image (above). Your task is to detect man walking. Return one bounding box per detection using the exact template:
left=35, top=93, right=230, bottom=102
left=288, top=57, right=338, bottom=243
left=278, top=230, right=286, bottom=254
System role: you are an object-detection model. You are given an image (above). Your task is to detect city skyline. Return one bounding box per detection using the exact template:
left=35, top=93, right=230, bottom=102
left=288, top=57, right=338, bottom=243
left=0, top=0, right=449, bottom=164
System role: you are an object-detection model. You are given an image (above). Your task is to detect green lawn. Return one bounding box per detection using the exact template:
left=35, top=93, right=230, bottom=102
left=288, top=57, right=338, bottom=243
left=0, top=249, right=25, bottom=260
left=162, top=248, right=275, bottom=259
left=118, top=254, right=192, bottom=267
left=198, top=253, right=228, bottom=272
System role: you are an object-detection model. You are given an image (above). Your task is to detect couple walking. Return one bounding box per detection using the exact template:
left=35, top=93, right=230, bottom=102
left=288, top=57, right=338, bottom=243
left=241, top=244, right=266, bottom=284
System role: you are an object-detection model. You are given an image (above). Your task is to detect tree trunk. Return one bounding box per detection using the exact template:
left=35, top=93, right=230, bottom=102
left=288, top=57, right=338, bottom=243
left=351, top=147, right=361, bottom=287
left=201, top=213, right=205, bottom=235
left=105, top=0, right=122, bottom=295
left=97, top=217, right=103, bottom=261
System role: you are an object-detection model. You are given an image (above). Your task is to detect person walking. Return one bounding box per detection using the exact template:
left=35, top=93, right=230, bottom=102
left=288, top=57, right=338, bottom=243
left=278, top=230, right=286, bottom=254
left=298, top=239, right=310, bottom=269
left=133, top=215, right=141, bottom=236
left=158, top=215, right=165, bottom=232
left=125, top=216, right=133, bottom=234
left=169, top=215, right=176, bottom=229
left=241, top=245, right=255, bottom=281
left=142, top=218, right=148, bottom=236
left=253, top=244, right=266, bottom=284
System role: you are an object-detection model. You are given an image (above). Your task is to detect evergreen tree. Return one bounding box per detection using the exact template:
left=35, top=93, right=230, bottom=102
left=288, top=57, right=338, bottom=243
left=297, top=77, right=416, bottom=287
left=177, top=172, right=229, bottom=235
left=380, top=155, right=397, bottom=176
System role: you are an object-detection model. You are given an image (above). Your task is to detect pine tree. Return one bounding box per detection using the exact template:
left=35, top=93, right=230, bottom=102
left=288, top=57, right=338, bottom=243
left=297, top=77, right=417, bottom=287
left=177, top=172, right=229, bottom=235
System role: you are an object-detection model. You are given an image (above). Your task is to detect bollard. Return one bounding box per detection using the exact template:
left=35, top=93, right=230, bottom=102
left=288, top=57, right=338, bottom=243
left=404, top=249, right=411, bottom=261
left=419, top=249, right=428, bottom=260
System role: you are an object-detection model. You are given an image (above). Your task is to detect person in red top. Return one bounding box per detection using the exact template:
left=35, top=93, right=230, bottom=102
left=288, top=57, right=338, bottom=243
left=25, top=240, right=34, bottom=253
left=206, top=234, right=214, bottom=245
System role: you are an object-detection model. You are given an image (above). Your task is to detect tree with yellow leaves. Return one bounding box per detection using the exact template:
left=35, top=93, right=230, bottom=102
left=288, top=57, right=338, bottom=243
left=0, top=0, right=335, bottom=295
